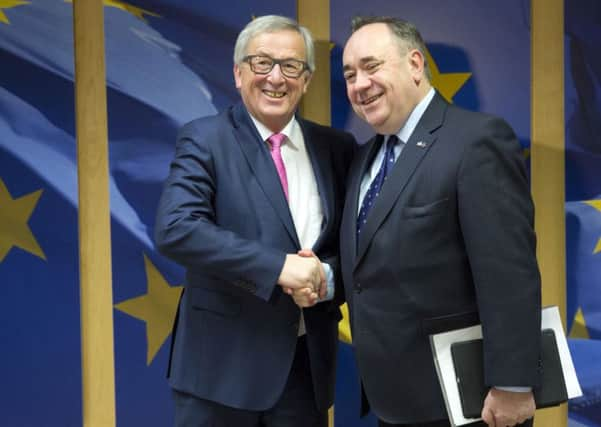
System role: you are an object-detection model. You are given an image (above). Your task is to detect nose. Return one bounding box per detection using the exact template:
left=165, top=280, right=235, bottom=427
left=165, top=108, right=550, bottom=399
left=353, top=71, right=371, bottom=91
left=266, top=63, right=286, bottom=84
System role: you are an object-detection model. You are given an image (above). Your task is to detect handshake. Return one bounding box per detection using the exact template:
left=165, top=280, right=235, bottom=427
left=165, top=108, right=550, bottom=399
left=277, top=249, right=326, bottom=308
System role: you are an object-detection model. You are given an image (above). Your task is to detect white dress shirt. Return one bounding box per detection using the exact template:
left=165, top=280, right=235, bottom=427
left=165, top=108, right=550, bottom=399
left=250, top=114, right=333, bottom=335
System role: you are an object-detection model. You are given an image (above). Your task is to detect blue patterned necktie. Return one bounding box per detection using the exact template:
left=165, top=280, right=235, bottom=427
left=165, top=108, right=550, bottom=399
left=356, top=135, right=400, bottom=236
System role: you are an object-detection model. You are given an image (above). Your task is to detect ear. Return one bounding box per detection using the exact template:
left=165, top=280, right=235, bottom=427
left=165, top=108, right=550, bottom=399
left=301, top=71, right=313, bottom=94
left=407, top=49, right=426, bottom=83
left=233, top=64, right=242, bottom=90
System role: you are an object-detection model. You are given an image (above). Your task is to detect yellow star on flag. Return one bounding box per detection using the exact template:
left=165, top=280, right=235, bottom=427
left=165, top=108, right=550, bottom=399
left=585, top=199, right=601, bottom=254
left=115, top=254, right=183, bottom=365
left=338, top=303, right=352, bottom=344
left=65, top=0, right=160, bottom=22
left=0, top=178, right=45, bottom=262
left=569, top=307, right=590, bottom=339
left=425, top=48, right=471, bottom=103
left=0, top=0, right=29, bottom=25
left=103, top=0, right=160, bottom=21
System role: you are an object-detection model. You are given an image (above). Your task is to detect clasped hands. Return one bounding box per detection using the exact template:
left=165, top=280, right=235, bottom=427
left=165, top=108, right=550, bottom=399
left=278, top=249, right=326, bottom=308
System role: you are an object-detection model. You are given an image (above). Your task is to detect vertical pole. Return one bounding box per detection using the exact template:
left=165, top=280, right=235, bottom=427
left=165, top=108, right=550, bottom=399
left=298, top=0, right=331, bottom=126
left=72, top=1, right=116, bottom=426
left=297, top=1, right=333, bottom=424
left=531, top=0, right=567, bottom=426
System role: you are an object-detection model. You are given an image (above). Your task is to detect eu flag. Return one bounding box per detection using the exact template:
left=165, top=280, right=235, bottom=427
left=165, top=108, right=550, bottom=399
left=565, top=1, right=601, bottom=425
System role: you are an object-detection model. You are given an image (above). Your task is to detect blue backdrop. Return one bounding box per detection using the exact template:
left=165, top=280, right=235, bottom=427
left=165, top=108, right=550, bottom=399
left=1, top=1, right=599, bottom=426
left=564, top=1, right=601, bottom=426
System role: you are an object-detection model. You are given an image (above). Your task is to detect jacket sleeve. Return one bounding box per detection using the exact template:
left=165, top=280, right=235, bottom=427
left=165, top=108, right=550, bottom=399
left=154, top=121, right=286, bottom=302
left=457, top=116, right=542, bottom=388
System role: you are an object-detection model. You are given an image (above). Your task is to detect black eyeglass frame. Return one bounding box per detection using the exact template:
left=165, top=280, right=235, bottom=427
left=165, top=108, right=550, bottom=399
left=242, top=54, right=310, bottom=78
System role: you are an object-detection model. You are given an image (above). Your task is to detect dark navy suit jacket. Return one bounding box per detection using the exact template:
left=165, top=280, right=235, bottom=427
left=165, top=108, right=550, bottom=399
left=340, top=93, right=542, bottom=424
left=155, top=102, right=355, bottom=411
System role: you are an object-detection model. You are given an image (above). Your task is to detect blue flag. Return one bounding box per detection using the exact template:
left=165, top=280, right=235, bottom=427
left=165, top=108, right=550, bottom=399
left=565, top=1, right=601, bottom=426
left=566, top=198, right=601, bottom=427
left=0, top=1, right=294, bottom=426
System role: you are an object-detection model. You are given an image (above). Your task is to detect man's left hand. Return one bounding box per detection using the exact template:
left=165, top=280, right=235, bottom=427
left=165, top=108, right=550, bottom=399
left=481, top=388, right=535, bottom=427
left=283, top=286, right=319, bottom=307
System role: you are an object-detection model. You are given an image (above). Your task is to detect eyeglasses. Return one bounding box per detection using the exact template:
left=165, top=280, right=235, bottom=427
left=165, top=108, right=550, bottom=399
left=242, top=55, right=309, bottom=78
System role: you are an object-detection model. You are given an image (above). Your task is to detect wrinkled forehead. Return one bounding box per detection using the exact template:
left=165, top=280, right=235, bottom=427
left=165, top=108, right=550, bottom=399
left=343, top=25, right=393, bottom=67
left=247, top=30, right=306, bottom=58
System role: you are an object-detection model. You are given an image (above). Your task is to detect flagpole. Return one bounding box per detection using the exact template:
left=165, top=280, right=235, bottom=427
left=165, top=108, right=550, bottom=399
left=72, top=1, right=117, bottom=426
left=297, top=2, right=333, bottom=425
left=298, top=0, right=331, bottom=127
left=531, top=1, right=567, bottom=426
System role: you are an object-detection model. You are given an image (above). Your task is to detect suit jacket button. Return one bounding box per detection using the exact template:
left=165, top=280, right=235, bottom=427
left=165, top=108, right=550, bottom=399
left=354, top=283, right=362, bottom=293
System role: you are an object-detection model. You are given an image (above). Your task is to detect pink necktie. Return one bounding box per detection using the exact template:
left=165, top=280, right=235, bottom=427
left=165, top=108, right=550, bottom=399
left=268, top=133, right=289, bottom=200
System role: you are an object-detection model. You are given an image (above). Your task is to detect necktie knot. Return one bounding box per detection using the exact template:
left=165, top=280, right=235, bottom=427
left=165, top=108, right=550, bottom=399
left=268, top=133, right=286, bottom=150
left=388, top=134, right=399, bottom=144
left=386, top=134, right=400, bottom=151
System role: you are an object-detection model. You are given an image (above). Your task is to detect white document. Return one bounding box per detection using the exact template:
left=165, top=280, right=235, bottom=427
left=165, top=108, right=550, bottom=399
left=430, top=305, right=582, bottom=426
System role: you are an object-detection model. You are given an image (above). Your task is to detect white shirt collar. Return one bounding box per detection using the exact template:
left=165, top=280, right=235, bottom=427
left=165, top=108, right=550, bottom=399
left=396, top=87, right=435, bottom=143
left=357, top=88, right=436, bottom=212
left=248, top=113, right=299, bottom=148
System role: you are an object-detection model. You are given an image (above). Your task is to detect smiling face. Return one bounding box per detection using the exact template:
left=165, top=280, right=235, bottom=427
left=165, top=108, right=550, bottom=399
left=234, top=29, right=311, bottom=133
left=343, top=23, right=430, bottom=135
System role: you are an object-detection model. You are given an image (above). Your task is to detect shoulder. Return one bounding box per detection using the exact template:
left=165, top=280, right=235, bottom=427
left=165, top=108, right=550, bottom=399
left=445, top=104, right=515, bottom=138
left=440, top=105, right=521, bottom=157
left=175, top=107, right=244, bottom=158
left=178, top=108, right=232, bottom=140
left=442, top=108, right=526, bottom=181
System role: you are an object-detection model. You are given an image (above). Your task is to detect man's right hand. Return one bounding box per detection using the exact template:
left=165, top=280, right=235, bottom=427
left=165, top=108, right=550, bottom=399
left=277, top=254, right=322, bottom=290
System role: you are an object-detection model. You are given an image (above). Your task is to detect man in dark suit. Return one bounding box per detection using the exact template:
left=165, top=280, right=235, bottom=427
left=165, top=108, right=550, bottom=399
left=339, top=16, right=542, bottom=427
left=154, top=15, right=354, bottom=427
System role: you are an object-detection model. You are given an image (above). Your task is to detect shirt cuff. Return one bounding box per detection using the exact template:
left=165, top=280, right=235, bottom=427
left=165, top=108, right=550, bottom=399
left=320, top=262, right=335, bottom=301
left=494, top=386, right=532, bottom=392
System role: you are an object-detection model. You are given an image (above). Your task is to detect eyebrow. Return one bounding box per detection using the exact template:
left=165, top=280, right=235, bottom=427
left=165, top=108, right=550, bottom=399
left=343, top=56, right=381, bottom=71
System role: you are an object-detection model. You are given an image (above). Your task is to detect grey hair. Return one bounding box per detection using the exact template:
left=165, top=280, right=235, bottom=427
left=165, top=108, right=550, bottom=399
left=351, top=16, right=431, bottom=81
left=234, top=15, right=315, bottom=73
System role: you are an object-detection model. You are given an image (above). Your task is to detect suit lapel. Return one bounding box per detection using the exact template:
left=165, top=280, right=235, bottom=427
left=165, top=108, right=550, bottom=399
left=355, top=94, right=447, bottom=265
left=341, top=135, right=384, bottom=264
left=230, top=103, right=300, bottom=247
left=299, top=120, right=332, bottom=248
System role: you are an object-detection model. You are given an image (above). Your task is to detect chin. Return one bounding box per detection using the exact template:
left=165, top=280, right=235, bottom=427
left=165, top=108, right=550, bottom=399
left=365, top=115, right=385, bottom=129
left=257, top=107, right=286, bottom=119
left=362, top=107, right=384, bottom=122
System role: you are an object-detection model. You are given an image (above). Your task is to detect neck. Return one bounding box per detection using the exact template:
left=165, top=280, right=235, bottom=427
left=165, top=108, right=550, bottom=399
left=260, top=116, right=290, bottom=134
left=416, top=81, right=433, bottom=101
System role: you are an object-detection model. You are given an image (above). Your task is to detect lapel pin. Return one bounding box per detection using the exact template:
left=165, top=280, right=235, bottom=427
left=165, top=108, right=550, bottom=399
left=416, top=141, right=427, bottom=148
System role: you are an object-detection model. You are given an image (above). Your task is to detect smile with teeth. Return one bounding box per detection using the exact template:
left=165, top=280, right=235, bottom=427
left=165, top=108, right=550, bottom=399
left=360, top=93, right=383, bottom=105
left=263, top=90, right=286, bottom=98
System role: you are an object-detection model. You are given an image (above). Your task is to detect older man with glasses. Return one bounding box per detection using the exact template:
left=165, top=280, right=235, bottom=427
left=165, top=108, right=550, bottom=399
left=154, top=15, right=355, bottom=427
